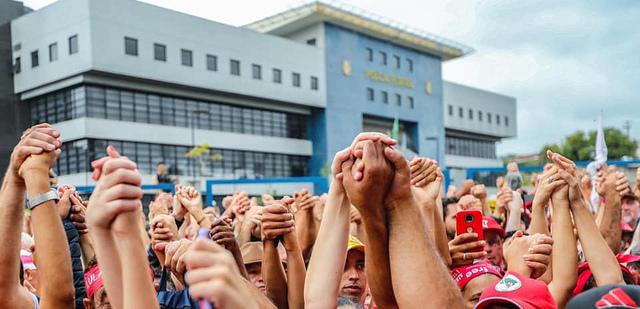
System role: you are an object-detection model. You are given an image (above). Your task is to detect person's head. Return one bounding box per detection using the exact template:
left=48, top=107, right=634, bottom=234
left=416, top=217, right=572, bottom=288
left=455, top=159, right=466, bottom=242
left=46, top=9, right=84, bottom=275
left=21, top=233, right=34, bottom=252
left=443, top=197, right=460, bottom=239
left=156, top=162, right=166, bottom=174
left=621, top=195, right=640, bottom=226
left=241, top=242, right=265, bottom=294
left=451, top=262, right=502, bottom=308
left=483, top=217, right=505, bottom=268
left=506, top=162, right=519, bottom=173
left=339, top=236, right=368, bottom=306
left=575, top=255, right=639, bottom=295
left=475, top=272, right=556, bottom=309
left=83, top=264, right=111, bottom=309
left=21, top=250, right=38, bottom=292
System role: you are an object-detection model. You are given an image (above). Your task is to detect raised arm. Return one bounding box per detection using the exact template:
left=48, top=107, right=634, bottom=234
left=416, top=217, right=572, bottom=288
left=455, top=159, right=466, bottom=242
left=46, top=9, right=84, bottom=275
left=292, top=189, right=318, bottom=260
left=596, top=167, right=627, bottom=254
left=529, top=165, right=564, bottom=235
left=0, top=124, right=63, bottom=308
left=305, top=148, right=352, bottom=308
left=261, top=203, right=291, bottom=308
left=383, top=146, right=464, bottom=308
left=279, top=197, right=306, bottom=309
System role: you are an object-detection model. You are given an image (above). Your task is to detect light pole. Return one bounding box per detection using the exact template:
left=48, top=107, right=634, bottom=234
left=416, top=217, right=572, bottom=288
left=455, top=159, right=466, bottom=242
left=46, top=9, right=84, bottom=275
left=189, top=110, right=211, bottom=184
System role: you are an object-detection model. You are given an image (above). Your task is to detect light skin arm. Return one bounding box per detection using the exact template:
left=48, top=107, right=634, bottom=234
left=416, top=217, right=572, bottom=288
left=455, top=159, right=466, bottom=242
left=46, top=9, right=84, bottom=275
left=505, top=191, right=523, bottom=233
left=294, top=207, right=317, bottom=260
left=596, top=170, right=626, bottom=255
left=262, top=239, right=288, bottom=308
left=547, top=187, right=578, bottom=308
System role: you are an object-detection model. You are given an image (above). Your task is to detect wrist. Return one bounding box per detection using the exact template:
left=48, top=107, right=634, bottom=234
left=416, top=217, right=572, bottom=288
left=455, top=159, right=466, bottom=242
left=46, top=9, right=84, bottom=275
left=23, top=175, right=51, bottom=200
left=385, top=195, right=417, bottom=215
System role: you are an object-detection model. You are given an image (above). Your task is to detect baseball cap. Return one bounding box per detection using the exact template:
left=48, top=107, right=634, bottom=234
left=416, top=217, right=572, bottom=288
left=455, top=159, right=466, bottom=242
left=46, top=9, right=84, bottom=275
left=568, top=284, right=640, bottom=309
left=574, top=254, right=640, bottom=296
left=475, top=271, right=557, bottom=309
left=482, top=216, right=505, bottom=238
left=241, top=241, right=263, bottom=265
left=347, top=235, right=365, bottom=253
left=20, top=249, right=36, bottom=271
left=450, top=261, right=502, bottom=290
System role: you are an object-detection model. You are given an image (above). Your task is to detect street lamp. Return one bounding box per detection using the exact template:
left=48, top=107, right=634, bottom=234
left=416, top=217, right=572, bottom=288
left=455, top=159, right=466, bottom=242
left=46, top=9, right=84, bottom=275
left=189, top=110, right=211, bottom=184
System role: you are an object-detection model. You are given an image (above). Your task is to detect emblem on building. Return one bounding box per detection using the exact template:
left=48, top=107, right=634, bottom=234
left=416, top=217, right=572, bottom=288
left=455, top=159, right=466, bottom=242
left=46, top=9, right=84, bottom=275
left=424, top=81, right=433, bottom=95
left=342, top=60, right=352, bottom=76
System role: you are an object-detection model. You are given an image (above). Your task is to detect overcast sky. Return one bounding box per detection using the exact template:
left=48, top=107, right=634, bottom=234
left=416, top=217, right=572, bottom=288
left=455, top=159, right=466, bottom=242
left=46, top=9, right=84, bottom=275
left=21, top=0, right=640, bottom=156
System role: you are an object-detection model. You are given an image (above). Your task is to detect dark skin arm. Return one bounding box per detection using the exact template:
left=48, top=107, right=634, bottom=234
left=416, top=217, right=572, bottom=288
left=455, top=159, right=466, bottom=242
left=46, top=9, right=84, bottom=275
left=262, top=203, right=292, bottom=309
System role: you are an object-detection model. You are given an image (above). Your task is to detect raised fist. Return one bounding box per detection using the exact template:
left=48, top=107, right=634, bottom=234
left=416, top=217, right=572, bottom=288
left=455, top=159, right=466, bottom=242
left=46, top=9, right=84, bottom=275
left=9, top=123, right=61, bottom=183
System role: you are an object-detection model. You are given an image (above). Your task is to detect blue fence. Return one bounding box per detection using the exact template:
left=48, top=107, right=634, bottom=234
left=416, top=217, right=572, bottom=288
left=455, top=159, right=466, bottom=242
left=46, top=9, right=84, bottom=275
left=74, top=183, right=175, bottom=195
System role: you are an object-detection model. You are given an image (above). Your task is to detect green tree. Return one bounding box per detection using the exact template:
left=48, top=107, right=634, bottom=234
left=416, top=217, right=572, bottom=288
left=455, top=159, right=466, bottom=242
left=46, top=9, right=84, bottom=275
left=539, top=127, right=637, bottom=162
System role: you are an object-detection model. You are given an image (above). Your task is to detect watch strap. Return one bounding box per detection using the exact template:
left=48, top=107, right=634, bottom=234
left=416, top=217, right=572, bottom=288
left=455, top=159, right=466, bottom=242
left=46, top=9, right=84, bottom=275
left=27, top=190, right=59, bottom=210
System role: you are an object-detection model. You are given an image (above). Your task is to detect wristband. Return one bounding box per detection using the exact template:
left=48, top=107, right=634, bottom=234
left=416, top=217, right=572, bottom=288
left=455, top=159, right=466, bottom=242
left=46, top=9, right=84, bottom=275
left=27, top=189, right=59, bottom=210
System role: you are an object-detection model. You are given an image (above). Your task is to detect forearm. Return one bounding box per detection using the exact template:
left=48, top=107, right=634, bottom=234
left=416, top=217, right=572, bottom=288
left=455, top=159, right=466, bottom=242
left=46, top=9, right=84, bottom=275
left=387, top=197, right=463, bottom=308
left=285, top=239, right=305, bottom=309
left=230, top=247, right=249, bottom=280
left=237, top=220, right=255, bottom=247
left=89, top=229, right=124, bottom=309
left=481, top=198, right=491, bottom=216
left=506, top=203, right=522, bottom=233
left=549, top=202, right=577, bottom=307
left=79, top=234, right=96, bottom=268
left=0, top=173, right=25, bottom=291
left=572, top=198, right=624, bottom=285
left=598, top=196, right=622, bottom=254
left=529, top=198, right=549, bottom=235
left=113, top=216, right=159, bottom=309
left=294, top=209, right=317, bottom=259
left=361, top=210, right=398, bottom=309
left=418, top=200, right=451, bottom=265
left=262, top=239, right=288, bottom=309
left=26, top=175, right=74, bottom=307
left=304, top=182, right=350, bottom=308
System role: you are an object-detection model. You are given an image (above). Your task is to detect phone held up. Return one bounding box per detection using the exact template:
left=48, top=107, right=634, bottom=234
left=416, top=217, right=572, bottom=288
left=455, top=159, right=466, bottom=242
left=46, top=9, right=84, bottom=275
left=456, top=210, right=484, bottom=251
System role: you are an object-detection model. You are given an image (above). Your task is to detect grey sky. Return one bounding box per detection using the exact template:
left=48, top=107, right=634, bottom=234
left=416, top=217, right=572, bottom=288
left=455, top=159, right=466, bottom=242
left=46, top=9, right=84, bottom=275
left=21, top=0, right=640, bottom=156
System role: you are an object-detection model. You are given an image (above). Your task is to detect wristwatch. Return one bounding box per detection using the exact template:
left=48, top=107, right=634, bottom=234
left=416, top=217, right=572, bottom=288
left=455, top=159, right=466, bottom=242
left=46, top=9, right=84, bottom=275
left=27, top=189, right=59, bottom=210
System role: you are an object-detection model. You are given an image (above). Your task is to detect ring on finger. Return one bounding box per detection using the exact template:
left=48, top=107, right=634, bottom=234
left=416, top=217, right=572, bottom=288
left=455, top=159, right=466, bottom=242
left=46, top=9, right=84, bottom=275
left=547, top=176, right=556, bottom=184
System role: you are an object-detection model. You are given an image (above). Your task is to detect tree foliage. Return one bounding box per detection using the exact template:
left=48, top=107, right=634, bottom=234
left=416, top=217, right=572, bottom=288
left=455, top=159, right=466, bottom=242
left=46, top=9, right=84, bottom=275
left=538, top=127, right=637, bottom=163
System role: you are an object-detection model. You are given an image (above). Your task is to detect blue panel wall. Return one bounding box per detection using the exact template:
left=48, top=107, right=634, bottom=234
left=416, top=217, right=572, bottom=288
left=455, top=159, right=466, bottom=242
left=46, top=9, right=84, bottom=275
left=310, top=23, right=445, bottom=174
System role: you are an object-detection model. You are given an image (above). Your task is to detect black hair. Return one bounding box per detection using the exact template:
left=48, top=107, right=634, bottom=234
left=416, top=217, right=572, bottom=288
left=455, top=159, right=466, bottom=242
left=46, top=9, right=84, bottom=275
left=442, top=197, right=460, bottom=221
left=156, top=162, right=165, bottom=166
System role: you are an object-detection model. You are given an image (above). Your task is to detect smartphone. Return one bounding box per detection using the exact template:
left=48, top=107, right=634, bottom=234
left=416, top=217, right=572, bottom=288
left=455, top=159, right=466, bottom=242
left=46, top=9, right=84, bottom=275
left=456, top=210, right=484, bottom=251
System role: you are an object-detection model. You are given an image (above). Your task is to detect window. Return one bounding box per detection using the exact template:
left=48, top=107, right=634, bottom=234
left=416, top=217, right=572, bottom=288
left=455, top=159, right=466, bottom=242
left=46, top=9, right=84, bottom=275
left=458, top=107, right=463, bottom=118
left=496, top=115, right=501, bottom=125
left=367, top=88, right=374, bottom=101
left=14, top=57, right=20, bottom=73
left=68, top=35, right=78, bottom=54
left=205, top=54, right=217, bottom=71
left=124, top=37, right=138, bottom=56
left=306, top=38, right=316, bottom=46
left=393, top=55, right=400, bottom=68
left=49, top=43, right=58, bottom=62
left=366, top=48, right=373, bottom=61
left=408, top=96, right=414, bottom=109
left=395, top=94, right=401, bottom=106
left=487, top=113, right=492, bottom=124
left=230, top=59, right=240, bottom=75
left=181, top=49, right=193, bottom=66
left=448, top=105, right=453, bottom=116
left=310, top=76, right=318, bottom=90
left=380, top=52, right=387, bottom=65
left=154, top=43, right=166, bottom=61
left=292, top=72, right=301, bottom=87
left=478, top=111, right=483, bottom=122
left=252, top=64, right=262, bottom=80
left=272, top=68, right=282, bottom=83
left=505, top=116, right=509, bottom=127
left=381, top=91, right=388, bottom=104
left=468, top=109, right=473, bottom=120
left=31, top=50, right=39, bottom=68
left=406, top=59, right=413, bottom=72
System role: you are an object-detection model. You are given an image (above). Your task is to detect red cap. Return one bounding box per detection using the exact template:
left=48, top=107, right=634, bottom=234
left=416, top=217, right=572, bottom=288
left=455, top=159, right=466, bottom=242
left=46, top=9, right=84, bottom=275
left=573, top=254, right=640, bottom=296
left=475, top=272, right=557, bottom=309
left=482, top=216, right=505, bottom=238
left=450, top=261, right=502, bottom=290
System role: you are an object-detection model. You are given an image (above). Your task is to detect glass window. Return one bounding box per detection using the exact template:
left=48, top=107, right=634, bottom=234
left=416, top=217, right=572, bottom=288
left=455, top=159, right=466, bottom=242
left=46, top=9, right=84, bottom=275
left=310, top=76, right=318, bottom=90
left=148, top=95, right=161, bottom=124
left=68, top=35, right=78, bottom=54
left=448, top=105, right=453, bottom=116
left=206, top=54, right=217, bottom=71
left=31, top=50, right=38, bottom=68
left=406, top=59, right=413, bottom=72
left=408, top=96, right=414, bottom=109
left=381, top=91, right=388, bottom=104
left=154, top=43, right=166, bottom=61
left=395, top=93, right=401, bottom=106
left=478, top=111, right=483, bottom=122
left=49, top=43, right=58, bottom=62
left=292, top=73, right=300, bottom=87
left=380, top=51, right=387, bottom=65
left=366, top=48, right=373, bottom=61
left=505, top=116, right=509, bottom=127
left=468, top=109, right=473, bottom=120
left=252, top=64, right=261, bottom=79
left=487, top=113, right=492, bottom=124
left=367, top=88, right=374, bottom=101
left=134, top=92, right=148, bottom=123
left=394, top=55, right=400, bottom=68
left=120, top=90, right=134, bottom=122
left=105, top=88, right=120, bottom=120
left=230, top=59, right=240, bottom=76
left=181, top=49, right=193, bottom=66
left=458, top=107, right=463, bottom=118
left=496, top=115, right=501, bottom=125
left=14, top=57, right=20, bottom=73
left=124, top=37, right=138, bottom=56
left=272, top=68, right=281, bottom=83
left=306, top=38, right=316, bottom=46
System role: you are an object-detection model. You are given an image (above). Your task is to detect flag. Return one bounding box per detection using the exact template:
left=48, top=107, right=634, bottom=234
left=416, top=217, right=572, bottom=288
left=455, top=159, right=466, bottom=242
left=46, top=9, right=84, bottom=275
left=586, top=111, right=607, bottom=213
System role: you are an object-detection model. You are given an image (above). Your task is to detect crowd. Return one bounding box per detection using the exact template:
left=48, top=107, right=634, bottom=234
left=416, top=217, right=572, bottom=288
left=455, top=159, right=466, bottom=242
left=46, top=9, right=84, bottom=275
left=2, top=123, right=640, bottom=309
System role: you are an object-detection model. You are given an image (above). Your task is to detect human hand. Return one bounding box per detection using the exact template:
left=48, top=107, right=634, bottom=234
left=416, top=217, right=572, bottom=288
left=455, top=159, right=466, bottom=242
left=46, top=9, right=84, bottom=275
left=381, top=146, right=414, bottom=207
left=209, top=216, right=237, bottom=252
left=164, top=238, right=193, bottom=278
left=524, top=234, right=553, bottom=279
left=596, top=166, right=621, bottom=198
left=471, top=184, right=488, bottom=201
left=150, top=214, right=178, bottom=253
left=244, top=207, right=263, bottom=239
left=496, top=176, right=505, bottom=189
left=86, top=146, right=142, bottom=231
left=410, top=157, right=442, bottom=204
left=69, top=196, right=88, bottom=234
left=448, top=233, right=487, bottom=267
left=458, top=194, right=482, bottom=211
left=503, top=231, right=537, bottom=277
left=8, top=124, right=61, bottom=184
left=19, top=147, right=59, bottom=180
left=57, top=186, right=75, bottom=220
left=533, top=165, right=566, bottom=206
left=261, top=199, right=295, bottom=241
left=613, top=170, right=631, bottom=196
left=149, top=192, right=172, bottom=219
left=231, top=192, right=251, bottom=217
left=495, top=187, right=513, bottom=213
left=184, top=239, right=257, bottom=309
left=261, top=194, right=275, bottom=205
left=171, top=186, right=188, bottom=220
left=446, top=185, right=457, bottom=197
left=177, top=186, right=204, bottom=215
left=457, top=180, right=475, bottom=197
left=292, top=188, right=317, bottom=213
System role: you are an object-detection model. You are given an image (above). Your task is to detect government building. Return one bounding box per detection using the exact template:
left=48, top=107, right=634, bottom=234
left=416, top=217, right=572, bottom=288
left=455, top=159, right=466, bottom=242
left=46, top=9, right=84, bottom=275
left=0, top=0, right=516, bottom=198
